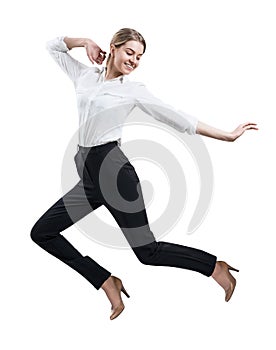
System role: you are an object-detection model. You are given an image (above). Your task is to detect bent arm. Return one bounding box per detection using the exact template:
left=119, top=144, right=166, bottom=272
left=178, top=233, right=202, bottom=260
left=64, top=37, right=106, bottom=64
left=46, top=36, right=89, bottom=82
left=196, top=121, right=258, bottom=141
left=63, top=36, right=93, bottom=50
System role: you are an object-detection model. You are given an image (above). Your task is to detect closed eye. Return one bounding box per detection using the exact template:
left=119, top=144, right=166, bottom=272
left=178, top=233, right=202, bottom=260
left=126, top=52, right=141, bottom=60
left=126, top=49, right=142, bottom=60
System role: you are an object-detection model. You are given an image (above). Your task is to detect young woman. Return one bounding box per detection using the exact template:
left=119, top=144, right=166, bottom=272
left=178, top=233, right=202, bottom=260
left=31, top=28, right=257, bottom=320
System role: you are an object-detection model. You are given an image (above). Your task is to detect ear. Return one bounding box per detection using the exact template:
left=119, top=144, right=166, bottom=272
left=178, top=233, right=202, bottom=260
left=110, top=43, right=116, bottom=57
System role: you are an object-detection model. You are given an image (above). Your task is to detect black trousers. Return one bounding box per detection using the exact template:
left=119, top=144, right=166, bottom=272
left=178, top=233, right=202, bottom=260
left=31, top=141, right=217, bottom=290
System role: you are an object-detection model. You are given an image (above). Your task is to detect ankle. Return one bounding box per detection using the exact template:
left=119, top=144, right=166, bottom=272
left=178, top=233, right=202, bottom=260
left=101, top=275, right=113, bottom=291
left=211, top=261, right=222, bottom=279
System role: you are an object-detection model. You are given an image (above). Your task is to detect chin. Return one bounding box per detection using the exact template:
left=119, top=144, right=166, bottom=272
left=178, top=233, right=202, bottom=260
left=121, top=68, right=133, bottom=75
left=121, top=65, right=135, bottom=75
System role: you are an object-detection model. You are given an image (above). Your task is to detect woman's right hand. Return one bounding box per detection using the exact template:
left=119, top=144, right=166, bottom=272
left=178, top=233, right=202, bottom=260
left=84, top=39, right=107, bottom=65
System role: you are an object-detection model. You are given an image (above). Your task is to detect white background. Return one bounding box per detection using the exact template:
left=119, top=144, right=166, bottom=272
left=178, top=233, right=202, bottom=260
left=1, top=0, right=275, bottom=349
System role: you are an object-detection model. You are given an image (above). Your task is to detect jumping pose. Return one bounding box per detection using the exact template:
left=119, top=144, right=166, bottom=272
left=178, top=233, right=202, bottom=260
left=31, top=28, right=257, bottom=320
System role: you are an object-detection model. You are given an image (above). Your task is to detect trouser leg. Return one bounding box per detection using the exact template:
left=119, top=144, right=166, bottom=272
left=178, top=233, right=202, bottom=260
left=31, top=172, right=111, bottom=290
left=99, top=145, right=217, bottom=277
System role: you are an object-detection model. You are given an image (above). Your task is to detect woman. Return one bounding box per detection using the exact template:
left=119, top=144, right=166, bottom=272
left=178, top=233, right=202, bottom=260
left=31, top=28, right=257, bottom=320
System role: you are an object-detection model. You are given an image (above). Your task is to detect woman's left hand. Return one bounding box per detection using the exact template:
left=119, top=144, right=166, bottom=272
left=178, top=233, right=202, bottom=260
left=196, top=121, right=258, bottom=141
left=230, top=122, right=258, bottom=141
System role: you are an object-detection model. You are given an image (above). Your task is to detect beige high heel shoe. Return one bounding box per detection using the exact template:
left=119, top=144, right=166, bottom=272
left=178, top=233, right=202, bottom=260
left=212, top=261, right=239, bottom=302
left=101, top=275, right=130, bottom=320
left=110, top=276, right=130, bottom=320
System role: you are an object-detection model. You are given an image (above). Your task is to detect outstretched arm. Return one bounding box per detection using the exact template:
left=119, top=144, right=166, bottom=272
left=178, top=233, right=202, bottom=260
left=133, top=83, right=258, bottom=140
left=196, top=121, right=258, bottom=141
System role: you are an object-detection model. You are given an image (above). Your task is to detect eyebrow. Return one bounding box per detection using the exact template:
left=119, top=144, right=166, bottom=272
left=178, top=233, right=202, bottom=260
left=126, top=48, right=143, bottom=56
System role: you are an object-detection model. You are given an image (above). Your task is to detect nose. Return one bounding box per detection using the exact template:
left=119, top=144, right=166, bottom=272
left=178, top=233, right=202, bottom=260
left=129, top=56, right=138, bottom=66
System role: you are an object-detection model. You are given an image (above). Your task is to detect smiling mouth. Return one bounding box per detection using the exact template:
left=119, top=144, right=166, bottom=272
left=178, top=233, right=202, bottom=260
left=125, top=63, right=134, bottom=70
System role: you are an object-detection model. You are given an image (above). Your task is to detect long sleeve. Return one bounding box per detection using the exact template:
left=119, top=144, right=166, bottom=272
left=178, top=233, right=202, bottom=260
left=133, top=82, right=198, bottom=135
left=46, top=36, right=89, bottom=83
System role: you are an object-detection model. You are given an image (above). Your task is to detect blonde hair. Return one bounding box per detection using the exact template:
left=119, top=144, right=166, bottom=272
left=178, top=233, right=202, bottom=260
left=106, top=28, right=146, bottom=67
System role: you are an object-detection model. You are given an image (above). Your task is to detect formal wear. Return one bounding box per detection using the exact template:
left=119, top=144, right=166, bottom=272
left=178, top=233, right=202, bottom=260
left=30, top=37, right=217, bottom=290
left=45, top=36, right=198, bottom=147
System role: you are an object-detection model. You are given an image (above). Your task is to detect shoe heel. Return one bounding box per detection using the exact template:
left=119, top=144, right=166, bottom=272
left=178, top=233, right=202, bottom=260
left=121, top=285, right=130, bottom=298
left=227, top=264, right=239, bottom=272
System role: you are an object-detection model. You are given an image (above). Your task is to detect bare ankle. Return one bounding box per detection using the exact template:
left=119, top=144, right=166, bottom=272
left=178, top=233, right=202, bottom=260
left=101, top=275, right=113, bottom=291
left=211, top=261, right=221, bottom=278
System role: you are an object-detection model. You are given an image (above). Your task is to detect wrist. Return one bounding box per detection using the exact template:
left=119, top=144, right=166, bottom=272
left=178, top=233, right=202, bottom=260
left=226, top=132, right=235, bottom=142
left=82, top=38, right=94, bottom=48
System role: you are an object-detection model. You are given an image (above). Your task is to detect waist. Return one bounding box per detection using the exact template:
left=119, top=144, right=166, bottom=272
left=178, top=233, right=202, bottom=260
left=77, top=140, right=119, bottom=153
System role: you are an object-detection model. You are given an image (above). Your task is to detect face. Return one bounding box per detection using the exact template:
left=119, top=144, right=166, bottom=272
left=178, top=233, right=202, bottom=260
left=110, top=40, right=144, bottom=75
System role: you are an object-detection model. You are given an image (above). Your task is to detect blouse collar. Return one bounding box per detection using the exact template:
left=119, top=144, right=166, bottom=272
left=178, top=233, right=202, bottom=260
left=100, top=66, right=128, bottom=83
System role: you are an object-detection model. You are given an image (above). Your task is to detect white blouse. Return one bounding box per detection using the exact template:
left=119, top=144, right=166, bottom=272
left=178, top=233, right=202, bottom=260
left=46, top=36, right=198, bottom=147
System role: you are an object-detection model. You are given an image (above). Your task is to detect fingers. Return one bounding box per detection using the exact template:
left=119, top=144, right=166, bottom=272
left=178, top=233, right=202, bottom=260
left=87, top=51, right=104, bottom=65
left=242, top=122, right=258, bottom=127
left=86, top=44, right=107, bottom=65
left=87, top=52, right=95, bottom=64
left=247, top=126, right=259, bottom=130
left=95, top=51, right=107, bottom=65
left=240, top=122, right=258, bottom=131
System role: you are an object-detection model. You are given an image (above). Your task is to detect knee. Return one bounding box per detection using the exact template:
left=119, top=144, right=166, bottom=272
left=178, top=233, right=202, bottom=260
left=136, top=254, right=152, bottom=265
left=30, top=221, right=45, bottom=244
left=133, top=242, right=158, bottom=265
left=30, top=223, right=40, bottom=243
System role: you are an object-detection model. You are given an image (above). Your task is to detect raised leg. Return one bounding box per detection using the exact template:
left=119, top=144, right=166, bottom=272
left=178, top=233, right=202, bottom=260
left=30, top=178, right=111, bottom=289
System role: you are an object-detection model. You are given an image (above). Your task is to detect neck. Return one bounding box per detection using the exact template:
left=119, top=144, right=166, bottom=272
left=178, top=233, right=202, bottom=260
left=104, top=64, right=123, bottom=81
